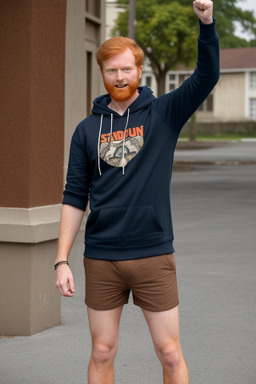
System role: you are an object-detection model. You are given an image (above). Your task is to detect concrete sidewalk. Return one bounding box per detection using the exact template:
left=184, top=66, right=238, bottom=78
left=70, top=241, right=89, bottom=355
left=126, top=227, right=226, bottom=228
left=0, top=141, right=256, bottom=384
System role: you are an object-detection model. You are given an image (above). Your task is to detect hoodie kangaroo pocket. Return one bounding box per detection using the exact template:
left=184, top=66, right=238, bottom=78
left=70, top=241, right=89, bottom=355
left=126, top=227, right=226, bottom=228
left=85, top=206, right=164, bottom=247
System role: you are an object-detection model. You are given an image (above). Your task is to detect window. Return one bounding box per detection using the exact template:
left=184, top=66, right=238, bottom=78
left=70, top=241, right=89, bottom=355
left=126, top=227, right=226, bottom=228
left=178, top=74, right=190, bottom=86
left=249, top=98, right=256, bottom=119
left=179, top=74, right=185, bottom=86
left=206, top=95, right=213, bottom=111
left=168, top=74, right=176, bottom=92
left=145, top=76, right=152, bottom=88
left=86, top=0, right=101, bottom=18
left=197, top=94, right=213, bottom=112
left=250, top=72, right=256, bottom=89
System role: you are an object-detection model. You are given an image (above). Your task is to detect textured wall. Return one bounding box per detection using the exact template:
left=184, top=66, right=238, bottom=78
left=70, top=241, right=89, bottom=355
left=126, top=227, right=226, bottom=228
left=0, top=0, right=66, bottom=208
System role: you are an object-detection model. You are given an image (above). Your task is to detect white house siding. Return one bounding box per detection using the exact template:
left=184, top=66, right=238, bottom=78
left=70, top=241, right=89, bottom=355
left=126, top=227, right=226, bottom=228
left=212, top=72, right=245, bottom=121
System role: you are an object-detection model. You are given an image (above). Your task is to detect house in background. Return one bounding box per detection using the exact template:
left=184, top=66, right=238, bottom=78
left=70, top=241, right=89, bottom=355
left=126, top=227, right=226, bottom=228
left=215, top=48, right=256, bottom=121
left=142, top=47, right=256, bottom=123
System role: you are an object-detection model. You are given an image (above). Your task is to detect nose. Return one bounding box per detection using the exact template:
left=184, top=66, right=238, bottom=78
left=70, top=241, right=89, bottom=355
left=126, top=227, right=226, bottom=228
left=116, top=70, right=124, bottom=81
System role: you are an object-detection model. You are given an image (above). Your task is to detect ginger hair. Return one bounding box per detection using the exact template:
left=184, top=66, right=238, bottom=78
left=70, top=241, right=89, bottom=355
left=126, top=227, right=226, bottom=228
left=96, top=36, right=144, bottom=69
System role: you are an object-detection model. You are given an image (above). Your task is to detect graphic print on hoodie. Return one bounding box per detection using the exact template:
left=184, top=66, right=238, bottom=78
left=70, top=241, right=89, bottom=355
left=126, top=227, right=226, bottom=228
left=100, top=120, right=144, bottom=169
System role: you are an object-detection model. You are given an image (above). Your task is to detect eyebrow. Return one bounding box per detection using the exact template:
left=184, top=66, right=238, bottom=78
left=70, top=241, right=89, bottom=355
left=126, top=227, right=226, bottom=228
left=104, top=65, right=135, bottom=70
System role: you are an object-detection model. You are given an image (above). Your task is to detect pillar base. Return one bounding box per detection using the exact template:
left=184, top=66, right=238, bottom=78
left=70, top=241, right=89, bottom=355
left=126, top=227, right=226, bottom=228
left=0, top=205, right=61, bottom=336
left=0, top=240, right=61, bottom=336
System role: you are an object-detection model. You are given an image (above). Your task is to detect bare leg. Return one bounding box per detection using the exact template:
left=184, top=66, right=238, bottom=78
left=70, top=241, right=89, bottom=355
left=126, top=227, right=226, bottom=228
left=87, top=306, right=123, bottom=384
left=143, top=306, right=189, bottom=384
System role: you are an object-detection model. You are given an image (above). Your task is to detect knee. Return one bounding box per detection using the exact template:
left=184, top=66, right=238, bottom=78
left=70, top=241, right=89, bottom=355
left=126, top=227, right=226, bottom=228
left=92, top=341, right=118, bottom=365
left=157, top=342, right=181, bottom=370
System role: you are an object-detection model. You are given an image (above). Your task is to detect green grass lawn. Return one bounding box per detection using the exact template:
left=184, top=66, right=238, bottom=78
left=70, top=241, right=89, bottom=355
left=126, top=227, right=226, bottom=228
left=179, top=131, right=256, bottom=141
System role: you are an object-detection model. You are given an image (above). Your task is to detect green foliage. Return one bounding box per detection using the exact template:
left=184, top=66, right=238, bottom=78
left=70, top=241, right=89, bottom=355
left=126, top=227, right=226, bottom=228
left=180, top=131, right=256, bottom=141
left=136, top=3, right=198, bottom=68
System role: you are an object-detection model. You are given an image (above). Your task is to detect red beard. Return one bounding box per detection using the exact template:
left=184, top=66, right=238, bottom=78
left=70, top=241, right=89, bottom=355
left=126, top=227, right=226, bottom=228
left=104, top=77, right=140, bottom=101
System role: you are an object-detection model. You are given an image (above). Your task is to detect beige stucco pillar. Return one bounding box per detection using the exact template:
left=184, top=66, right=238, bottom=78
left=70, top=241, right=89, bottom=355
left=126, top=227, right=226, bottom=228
left=0, top=0, right=66, bottom=335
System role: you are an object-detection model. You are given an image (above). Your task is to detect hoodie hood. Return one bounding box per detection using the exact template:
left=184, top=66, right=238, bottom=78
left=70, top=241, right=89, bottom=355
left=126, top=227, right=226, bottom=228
left=91, top=86, right=156, bottom=117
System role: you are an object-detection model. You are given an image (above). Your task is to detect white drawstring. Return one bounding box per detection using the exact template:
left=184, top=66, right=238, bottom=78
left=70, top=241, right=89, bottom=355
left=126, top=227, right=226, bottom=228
left=97, top=114, right=104, bottom=176
left=121, top=108, right=130, bottom=175
left=110, top=113, right=113, bottom=139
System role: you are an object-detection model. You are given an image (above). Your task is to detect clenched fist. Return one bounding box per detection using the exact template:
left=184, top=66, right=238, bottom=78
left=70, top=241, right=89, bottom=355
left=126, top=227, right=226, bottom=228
left=193, top=0, right=213, bottom=24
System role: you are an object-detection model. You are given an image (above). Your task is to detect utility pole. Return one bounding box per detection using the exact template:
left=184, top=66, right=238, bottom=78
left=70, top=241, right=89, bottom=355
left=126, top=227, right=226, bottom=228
left=128, top=0, right=136, bottom=39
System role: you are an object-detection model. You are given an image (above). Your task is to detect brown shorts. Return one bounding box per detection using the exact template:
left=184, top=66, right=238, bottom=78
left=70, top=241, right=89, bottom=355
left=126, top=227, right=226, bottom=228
left=83, top=253, right=179, bottom=312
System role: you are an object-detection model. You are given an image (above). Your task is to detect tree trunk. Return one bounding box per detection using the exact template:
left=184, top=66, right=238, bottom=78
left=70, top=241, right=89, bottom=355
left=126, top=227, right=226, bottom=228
left=188, top=112, right=197, bottom=142
left=156, top=73, right=167, bottom=96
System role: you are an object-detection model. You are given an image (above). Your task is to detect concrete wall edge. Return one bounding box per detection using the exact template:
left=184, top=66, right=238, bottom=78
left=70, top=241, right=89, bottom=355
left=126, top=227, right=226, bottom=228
left=0, top=204, right=62, bottom=243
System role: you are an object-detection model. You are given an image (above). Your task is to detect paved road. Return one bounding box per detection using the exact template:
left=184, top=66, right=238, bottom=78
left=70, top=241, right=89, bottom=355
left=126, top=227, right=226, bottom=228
left=0, top=141, right=256, bottom=384
left=175, top=140, right=256, bottom=165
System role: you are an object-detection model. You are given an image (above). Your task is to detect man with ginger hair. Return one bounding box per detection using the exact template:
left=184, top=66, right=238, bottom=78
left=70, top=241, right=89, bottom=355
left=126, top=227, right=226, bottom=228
left=55, top=1, right=219, bottom=383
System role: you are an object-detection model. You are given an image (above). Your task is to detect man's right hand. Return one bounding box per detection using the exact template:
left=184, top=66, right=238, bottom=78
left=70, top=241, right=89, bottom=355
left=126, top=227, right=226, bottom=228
left=55, top=264, right=75, bottom=297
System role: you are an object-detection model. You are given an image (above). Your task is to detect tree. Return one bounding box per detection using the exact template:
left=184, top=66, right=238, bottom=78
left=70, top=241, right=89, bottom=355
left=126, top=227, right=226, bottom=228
left=112, top=0, right=256, bottom=95
left=112, top=0, right=198, bottom=96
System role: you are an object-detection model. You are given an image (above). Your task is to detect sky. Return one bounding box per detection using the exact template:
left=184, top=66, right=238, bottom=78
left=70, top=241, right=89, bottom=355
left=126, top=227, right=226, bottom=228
left=236, top=0, right=255, bottom=12
left=235, top=0, right=256, bottom=39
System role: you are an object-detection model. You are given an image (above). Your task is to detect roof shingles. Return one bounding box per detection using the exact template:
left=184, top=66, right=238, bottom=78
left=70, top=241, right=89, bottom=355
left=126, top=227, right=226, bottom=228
left=220, top=47, right=256, bottom=69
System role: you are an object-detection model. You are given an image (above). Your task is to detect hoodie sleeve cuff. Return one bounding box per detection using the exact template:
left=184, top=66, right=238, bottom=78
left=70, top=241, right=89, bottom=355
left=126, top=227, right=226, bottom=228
left=199, top=17, right=217, bottom=42
left=62, top=195, right=88, bottom=211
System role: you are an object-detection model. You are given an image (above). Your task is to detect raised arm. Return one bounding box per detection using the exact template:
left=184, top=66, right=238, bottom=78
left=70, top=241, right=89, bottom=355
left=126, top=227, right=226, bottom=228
left=153, top=0, right=219, bottom=135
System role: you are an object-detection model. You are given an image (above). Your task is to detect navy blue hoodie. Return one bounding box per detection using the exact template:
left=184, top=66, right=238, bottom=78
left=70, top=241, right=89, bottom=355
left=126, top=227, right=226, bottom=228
left=63, top=20, right=220, bottom=261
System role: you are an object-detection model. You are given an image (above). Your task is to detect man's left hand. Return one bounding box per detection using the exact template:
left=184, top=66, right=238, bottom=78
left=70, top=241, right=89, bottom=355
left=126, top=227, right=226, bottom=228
left=193, top=0, right=213, bottom=24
